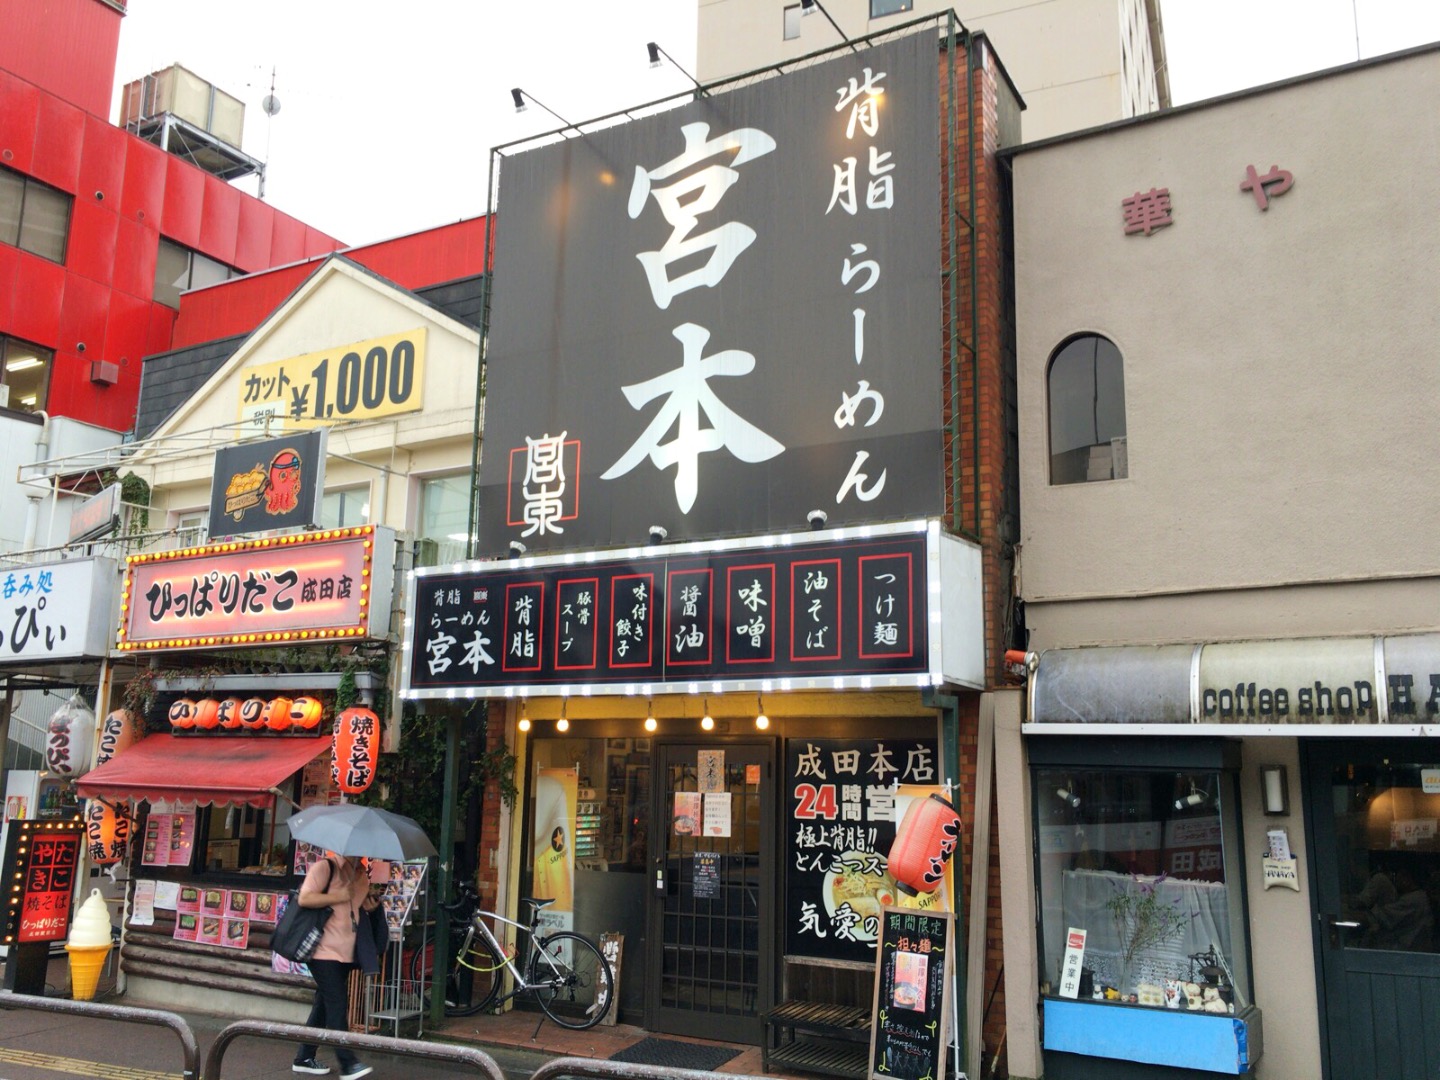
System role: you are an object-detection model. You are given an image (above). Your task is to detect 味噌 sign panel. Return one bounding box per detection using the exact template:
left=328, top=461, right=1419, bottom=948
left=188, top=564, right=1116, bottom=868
left=477, top=33, right=942, bottom=555
left=403, top=529, right=933, bottom=696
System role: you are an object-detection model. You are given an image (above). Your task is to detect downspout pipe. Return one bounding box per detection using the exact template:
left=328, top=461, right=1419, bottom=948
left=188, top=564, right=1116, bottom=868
left=22, top=410, right=50, bottom=550
left=922, top=687, right=966, bottom=1072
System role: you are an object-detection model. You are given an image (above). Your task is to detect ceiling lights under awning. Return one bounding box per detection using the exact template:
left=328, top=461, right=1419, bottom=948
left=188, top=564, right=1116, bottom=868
left=75, top=734, right=327, bottom=809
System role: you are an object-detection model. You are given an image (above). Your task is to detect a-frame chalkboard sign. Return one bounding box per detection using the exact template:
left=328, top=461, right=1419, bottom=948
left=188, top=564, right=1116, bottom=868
left=868, top=909, right=954, bottom=1080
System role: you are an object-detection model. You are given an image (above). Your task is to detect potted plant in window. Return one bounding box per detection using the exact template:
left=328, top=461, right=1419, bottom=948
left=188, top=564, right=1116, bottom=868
left=1104, top=873, right=1194, bottom=995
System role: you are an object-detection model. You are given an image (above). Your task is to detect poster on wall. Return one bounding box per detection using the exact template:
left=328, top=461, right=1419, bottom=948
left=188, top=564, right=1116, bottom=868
left=783, top=736, right=941, bottom=963
left=533, top=768, right=577, bottom=938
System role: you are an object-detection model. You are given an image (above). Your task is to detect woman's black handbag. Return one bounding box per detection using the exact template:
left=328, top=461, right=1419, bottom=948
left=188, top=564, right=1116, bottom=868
left=272, top=860, right=333, bottom=963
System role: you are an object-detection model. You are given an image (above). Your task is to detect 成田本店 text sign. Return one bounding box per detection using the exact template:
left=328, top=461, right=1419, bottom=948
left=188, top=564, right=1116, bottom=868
left=403, top=526, right=939, bottom=696
left=119, top=528, right=395, bottom=650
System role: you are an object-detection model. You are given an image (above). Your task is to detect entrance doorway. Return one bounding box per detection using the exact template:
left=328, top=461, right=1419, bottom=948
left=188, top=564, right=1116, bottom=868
left=646, top=740, right=775, bottom=1043
left=1305, top=738, right=1440, bottom=1079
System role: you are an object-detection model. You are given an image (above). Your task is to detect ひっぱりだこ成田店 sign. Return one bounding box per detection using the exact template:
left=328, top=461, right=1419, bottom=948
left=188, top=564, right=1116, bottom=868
left=118, top=528, right=394, bottom=650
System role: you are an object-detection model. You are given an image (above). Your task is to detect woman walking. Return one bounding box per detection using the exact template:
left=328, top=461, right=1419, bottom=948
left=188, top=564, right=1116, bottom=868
left=291, top=853, right=383, bottom=1079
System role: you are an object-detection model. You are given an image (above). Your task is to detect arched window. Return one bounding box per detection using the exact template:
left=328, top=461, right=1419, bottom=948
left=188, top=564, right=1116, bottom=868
left=1047, top=334, right=1128, bottom=485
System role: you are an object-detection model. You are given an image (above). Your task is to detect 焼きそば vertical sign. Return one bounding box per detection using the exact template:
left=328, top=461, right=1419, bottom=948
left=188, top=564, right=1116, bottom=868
left=869, top=910, right=953, bottom=1080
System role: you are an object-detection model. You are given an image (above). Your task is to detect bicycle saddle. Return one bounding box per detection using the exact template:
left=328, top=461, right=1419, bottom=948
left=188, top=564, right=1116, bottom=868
left=523, top=897, right=557, bottom=910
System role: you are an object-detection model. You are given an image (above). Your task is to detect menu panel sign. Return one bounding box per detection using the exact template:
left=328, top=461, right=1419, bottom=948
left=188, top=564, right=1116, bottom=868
left=869, top=910, right=954, bottom=1080
left=405, top=530, right=929, bottom=695
left=784, top=737, right=940, bottom=963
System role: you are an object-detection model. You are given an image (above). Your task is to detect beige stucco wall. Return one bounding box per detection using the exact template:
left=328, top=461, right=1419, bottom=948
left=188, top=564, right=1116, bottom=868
left=697, top=0, right=1154, bottom=140
left=136, top=260, right=480, bottom=533
left=1013, top=48, right=1440, bottom=644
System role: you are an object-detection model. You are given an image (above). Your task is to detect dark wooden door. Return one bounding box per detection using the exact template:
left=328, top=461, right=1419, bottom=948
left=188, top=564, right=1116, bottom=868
left=1305, top=738, right=1440, bottom=1079
left=646, top=740, right=775, bottom=1043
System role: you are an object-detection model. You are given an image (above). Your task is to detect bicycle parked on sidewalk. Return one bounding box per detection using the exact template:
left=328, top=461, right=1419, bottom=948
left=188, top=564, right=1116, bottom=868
left=409, top=881, right=613, bottom=1029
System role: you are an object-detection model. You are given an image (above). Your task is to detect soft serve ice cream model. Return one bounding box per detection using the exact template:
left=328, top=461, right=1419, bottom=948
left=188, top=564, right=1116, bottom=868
left=66, top=888, right=113, bottom=1000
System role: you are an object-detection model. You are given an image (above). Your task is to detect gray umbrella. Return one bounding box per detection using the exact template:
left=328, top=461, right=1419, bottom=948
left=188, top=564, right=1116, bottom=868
left=287, top=803, right=438, bottom=862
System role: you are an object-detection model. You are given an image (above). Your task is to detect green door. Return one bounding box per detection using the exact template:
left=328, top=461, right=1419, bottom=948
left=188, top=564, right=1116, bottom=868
left=647, top=739, right=775, bottom=1043
left=1305, top=739, right=1440, bottom=1079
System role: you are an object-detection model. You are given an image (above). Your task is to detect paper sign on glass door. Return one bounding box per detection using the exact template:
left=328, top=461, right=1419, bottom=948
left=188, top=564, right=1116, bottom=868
left=703, top=793, right=732, bottom=837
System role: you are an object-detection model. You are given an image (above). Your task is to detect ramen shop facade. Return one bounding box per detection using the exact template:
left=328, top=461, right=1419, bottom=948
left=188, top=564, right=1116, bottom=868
left=401, top=20, right=1023, bottom=1069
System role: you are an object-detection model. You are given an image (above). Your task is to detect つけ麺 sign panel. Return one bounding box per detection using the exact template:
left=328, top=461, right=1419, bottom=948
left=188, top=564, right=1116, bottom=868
left=477, top=33, right=942, bottom=555
left=119, top=527, right=394, bottom=651
left=1, top=819, right=84, bottom=945
left=402, top=527, right=932, bottom=696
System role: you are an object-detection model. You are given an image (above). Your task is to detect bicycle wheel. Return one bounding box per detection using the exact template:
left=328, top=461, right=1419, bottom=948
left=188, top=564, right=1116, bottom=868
left=443, top=926, right=507, bottom=1017
left=527, top=931, right=614, bottom=1030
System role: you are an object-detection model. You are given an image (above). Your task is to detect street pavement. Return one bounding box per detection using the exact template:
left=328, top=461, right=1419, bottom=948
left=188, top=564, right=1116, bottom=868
left=0, top=995, right=554, bottom=1080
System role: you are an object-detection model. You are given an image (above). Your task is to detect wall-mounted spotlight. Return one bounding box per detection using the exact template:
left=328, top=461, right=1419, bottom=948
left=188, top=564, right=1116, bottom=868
left=1055, top=782, right=1080, bottom=809
left=807, top=509, right=828, bottom=530
left=1174, top=779, right=1209, bottom=811
left=755, top=693, right=770, bottom=730
left=509, top=539, right=527, bottom=558
left=648, top=525, right=668, bottom=544
left=700, top=696, right=714, bottom=731
left=556, top=699, right=569, bottom=733
left=518, top=699, right=531, bottom=733
left=510, top=87, right=577, bottom=132
left=645, top=699, right=657, bottom=733
left=645, top=41, right=706, bottom=94
left=798, top=0, right=859, bottom=52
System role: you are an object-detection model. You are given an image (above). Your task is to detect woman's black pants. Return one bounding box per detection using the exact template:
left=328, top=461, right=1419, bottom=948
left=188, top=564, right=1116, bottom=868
left=296, top=958, right=359, bottom=1070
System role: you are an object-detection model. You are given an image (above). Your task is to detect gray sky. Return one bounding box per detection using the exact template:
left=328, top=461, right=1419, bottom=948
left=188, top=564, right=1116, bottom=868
left=112, top=1, right=1440, bottom=246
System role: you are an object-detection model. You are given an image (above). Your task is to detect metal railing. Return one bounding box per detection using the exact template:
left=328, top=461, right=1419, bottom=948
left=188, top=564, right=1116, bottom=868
left=0, top=991, right=201, bottom=1080
left=204, top=1018, right=508, bottom=1079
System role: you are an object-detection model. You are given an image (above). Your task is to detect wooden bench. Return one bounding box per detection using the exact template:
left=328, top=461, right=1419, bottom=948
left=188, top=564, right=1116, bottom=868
left=762, top=999, right=871, bottom=1079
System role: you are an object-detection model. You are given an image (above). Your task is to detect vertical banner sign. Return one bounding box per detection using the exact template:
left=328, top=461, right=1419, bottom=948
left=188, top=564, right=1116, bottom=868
left=785, top=737, right=939, bottom=963
left=869, top=910, right=954, bottom=1080
left=2, top=820, right=84, bottom=944
left=533, top=768, right=578, bottom=939
left=477, top=33, right=942, bottom=554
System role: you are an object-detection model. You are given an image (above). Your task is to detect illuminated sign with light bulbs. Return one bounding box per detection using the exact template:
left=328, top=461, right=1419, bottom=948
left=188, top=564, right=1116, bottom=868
left=2, top=818, right=84, bottom=946
left=118, top=527, right=395, bottom=651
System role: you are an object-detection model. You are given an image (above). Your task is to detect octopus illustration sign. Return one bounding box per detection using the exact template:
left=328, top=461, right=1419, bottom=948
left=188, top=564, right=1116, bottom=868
left=208, top=430, right=327, bottom=537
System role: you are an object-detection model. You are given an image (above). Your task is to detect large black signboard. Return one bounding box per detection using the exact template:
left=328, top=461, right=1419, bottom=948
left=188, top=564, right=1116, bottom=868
left=869, top=910, right=954, bottom=1080
left=783, top=737, right=939, bottom=964
left=404, top=531, right=929, bottom=695
left=477, top=33, right=943, bottom=555
left=2, top=818, right=84, bottom=994
left=208, top=429, right=326, bottom=537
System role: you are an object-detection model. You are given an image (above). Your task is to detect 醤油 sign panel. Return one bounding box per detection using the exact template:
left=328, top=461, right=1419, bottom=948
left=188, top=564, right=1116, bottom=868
left=403, top=524, right=939, bottom=697
left=118, top=527, right=395, bottom=651
left=477, top=33, right=942, bottom=556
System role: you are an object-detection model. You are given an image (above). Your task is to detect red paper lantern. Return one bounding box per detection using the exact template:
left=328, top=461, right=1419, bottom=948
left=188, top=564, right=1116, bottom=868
left=887, top=793, right=961, bottom=897
left=84, top=798, right=131, bottom=865
left=238, top=698, right=267, bottom=730
left=332, top=707, right=380, bottom=794
left=192, top=698, right=221, bottom=730
left=289, top=696, right=325, bottom=731
left=262, top=696, right=294, bottom=732
left=96, top=709, right=143, bottom=767
left=216, top=697, right=245, bottom=729
left=168, top=698, right=198, bottom=730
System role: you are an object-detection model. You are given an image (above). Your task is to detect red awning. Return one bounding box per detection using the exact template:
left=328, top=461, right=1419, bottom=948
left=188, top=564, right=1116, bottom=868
left=75, top=735, right=326, bottom=809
